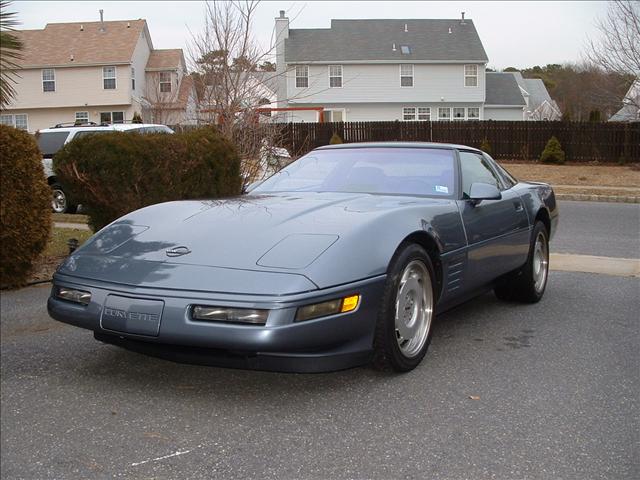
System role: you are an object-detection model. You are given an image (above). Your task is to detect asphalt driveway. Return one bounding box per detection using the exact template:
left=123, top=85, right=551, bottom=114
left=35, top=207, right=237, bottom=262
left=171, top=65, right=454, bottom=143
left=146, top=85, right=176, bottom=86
left=1, top=201, right=638, bottom=479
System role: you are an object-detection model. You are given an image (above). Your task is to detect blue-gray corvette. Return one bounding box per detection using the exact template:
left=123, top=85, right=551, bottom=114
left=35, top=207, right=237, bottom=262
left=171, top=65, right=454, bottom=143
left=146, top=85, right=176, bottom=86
left=48, top=143, right=558, bottom=373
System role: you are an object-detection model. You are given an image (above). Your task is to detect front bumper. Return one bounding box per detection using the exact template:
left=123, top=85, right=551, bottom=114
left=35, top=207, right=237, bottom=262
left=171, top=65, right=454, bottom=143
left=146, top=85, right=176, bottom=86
left=47, top=273, right=386, bottom=372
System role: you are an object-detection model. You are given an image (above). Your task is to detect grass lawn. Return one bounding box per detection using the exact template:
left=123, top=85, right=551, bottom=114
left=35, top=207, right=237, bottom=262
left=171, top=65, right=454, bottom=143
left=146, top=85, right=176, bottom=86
left=498, top=162, right=640, bottom=196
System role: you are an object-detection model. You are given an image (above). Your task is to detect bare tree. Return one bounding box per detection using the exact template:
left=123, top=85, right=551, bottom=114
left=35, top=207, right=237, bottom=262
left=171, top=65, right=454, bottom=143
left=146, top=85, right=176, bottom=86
left=586, top=0, right=640, bottom=109
left=188, top=1, right=291, bottom=188
left=143, top=71, right=183, bottom=125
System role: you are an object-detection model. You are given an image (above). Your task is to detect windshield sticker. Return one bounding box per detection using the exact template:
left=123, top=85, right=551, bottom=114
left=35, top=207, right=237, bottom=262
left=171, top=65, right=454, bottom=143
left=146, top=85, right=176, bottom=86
left=435, top=185, right=449, bottom=194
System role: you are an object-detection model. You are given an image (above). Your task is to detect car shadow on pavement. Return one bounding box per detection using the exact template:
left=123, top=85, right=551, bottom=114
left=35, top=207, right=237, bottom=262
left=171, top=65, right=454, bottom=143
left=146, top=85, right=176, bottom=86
left=60, top=289, right=542, bottom=403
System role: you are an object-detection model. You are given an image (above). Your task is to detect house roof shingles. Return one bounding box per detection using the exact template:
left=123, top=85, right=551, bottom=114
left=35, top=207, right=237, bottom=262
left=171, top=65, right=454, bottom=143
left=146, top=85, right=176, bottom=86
left=485, top=72, right=526, bottom=106
left=285, top=19, right=488, bottom=63
left=146, top=49, right=183, bottom=70
left=14, top=20, right=147, bottom=67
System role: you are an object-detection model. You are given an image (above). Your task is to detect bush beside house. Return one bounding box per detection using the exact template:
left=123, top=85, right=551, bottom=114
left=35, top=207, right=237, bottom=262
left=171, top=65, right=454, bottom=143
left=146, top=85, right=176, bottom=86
left=0, top=125, right=52, bottom=288
left=54, top=127, right=242, bottom=231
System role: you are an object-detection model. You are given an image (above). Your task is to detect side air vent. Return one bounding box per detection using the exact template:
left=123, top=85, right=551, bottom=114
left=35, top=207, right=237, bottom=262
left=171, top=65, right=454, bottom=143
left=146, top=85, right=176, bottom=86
left=445, top=257, right=465, bottom=294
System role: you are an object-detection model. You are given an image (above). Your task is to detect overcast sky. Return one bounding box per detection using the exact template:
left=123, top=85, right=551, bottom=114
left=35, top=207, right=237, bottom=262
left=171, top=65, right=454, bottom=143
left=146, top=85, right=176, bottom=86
left=13, top=1, right=609, bottom=69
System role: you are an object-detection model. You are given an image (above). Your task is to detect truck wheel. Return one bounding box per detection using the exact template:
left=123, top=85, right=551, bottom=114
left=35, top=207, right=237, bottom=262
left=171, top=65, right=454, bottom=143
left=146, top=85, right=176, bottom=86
left=51, top=184, right=76, bottom=214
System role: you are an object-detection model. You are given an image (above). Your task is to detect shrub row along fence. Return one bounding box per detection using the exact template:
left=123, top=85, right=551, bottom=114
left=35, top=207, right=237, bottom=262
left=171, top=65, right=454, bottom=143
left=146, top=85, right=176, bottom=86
left=278, top=120, right=639, bottom=163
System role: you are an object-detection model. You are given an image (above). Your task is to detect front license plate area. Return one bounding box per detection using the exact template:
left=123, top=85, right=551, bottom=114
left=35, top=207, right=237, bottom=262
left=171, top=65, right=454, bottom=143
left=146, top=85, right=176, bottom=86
left=101, top=295, right=164, bottom=337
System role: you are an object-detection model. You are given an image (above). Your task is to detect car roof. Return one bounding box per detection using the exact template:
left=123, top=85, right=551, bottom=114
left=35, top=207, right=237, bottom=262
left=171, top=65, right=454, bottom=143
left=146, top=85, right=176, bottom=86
left=38, top=124, right=169, bottom=133
left=315, top=141, right=483, bottom=153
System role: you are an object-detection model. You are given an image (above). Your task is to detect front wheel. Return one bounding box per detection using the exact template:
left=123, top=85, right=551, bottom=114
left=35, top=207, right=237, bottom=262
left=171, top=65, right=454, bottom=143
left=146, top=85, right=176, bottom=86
left=373, top=243, right=436, bottom=372
left=495, top=221, right=549, bottom=303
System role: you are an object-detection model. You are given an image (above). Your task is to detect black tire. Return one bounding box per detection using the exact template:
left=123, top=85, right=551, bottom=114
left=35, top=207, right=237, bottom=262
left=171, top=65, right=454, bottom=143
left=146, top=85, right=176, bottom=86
left=494, top=221, right=549, bottom=303
left=373, top=243, right=436, bottom=372
left=51, top=183, right=77, bottom=214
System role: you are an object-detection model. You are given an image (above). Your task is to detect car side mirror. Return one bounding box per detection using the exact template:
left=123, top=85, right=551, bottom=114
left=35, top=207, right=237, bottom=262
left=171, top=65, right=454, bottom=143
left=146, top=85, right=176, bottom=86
left=468, top=182, right=501, bottom=205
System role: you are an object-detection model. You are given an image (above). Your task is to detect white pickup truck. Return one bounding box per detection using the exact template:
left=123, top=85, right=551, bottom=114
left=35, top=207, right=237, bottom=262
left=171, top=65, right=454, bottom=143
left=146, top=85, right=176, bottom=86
left=37, top=123, right=174, bottom=213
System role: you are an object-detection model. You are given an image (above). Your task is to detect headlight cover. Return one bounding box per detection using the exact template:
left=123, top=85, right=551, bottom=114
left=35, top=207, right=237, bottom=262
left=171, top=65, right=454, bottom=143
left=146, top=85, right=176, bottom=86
left=295, top=294, right=360, bottom=322
left=192, top=306, right=268, bottom=325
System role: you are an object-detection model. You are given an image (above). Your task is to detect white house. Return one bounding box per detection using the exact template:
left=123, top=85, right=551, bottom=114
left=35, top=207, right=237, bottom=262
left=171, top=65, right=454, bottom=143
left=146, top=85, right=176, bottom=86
left=274, top=12, right=550, bottom=122
left=609, top=79, right=639, bottom=122
left=1, top=14, right=198, bottom=132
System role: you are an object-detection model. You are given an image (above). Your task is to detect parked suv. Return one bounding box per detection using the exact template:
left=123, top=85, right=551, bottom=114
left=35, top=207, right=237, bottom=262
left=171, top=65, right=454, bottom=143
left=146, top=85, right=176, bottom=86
left=37, top=122, right=174, bottom=213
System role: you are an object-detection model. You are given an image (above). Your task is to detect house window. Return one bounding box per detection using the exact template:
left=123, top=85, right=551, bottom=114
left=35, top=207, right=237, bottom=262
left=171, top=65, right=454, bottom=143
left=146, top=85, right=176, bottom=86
left=400, top=64, right=414, bottom=87
left=75, top=111, right=89, bottom=124
left=453, top=107, right=466, bottom=120
left=0, top=114, right=28, bottom=130
left=329, top=65, right=342, bottom=88
left=159, top=71, right=172, bottom=93
left=403, top=107, right=416, bottom=121
left=42, top=69, right=55, bottom=92
left=100, top=111, right=125, bottom=124
left=464, top=64, right=478, bottom=87
left=323, top=109, right=345, bottom=122
left=103, top=66, right=117, bottom=89
left=131, top=67, right=136, bottom=91
left=467, top=107, right=480, bottom=119
left=438, top=107, right=451, bottom=121
left=295, top=65, right=308, bottom=88
left=400, top=45, right=411, bottom=55
left=418, top=107, right=431, bottom=121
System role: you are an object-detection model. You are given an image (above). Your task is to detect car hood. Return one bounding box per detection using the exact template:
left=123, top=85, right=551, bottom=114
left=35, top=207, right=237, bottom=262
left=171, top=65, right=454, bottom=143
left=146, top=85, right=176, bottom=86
left=59, top=192, right=456, bottom=292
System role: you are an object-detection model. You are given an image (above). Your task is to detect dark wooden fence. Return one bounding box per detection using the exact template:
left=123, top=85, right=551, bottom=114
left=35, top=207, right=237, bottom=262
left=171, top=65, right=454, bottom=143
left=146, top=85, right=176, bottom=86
left=279, top=121, right=640, bottom=163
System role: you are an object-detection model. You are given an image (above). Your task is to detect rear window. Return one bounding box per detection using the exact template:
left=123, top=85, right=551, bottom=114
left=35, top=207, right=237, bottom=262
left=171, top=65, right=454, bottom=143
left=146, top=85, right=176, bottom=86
left=37, top=131, right=70, bottom=157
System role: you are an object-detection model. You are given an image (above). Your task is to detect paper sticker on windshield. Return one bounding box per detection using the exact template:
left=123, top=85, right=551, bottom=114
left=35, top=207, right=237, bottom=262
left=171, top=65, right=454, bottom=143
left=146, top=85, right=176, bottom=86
left=435, top=185, right=449, bottom=194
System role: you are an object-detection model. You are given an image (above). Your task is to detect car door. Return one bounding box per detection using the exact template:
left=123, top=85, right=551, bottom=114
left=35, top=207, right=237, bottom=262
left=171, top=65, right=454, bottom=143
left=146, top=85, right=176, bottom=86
left=457, top=150, right=530, bottom=288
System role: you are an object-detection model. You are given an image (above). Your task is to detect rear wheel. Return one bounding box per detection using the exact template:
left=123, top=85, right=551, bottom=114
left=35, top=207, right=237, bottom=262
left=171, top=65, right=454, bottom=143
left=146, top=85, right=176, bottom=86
left=373, top=243, right=436, bottom=372
left=495, top=221, right=549, bottom=303
left=51, top=184, right=76, bottom=214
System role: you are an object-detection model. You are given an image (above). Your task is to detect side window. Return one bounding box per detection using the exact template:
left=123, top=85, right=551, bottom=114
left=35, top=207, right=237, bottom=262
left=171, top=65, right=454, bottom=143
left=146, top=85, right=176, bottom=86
left=459, top=151, right=503, bottom=198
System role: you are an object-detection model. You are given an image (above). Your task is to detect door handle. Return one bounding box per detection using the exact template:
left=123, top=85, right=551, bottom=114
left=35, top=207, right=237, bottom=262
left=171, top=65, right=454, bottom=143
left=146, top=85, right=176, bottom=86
left=513, top=201, right=524, bottom=212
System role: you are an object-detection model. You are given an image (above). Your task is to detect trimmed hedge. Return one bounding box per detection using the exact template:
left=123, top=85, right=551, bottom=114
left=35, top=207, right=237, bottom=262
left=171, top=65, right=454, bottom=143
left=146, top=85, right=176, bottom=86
left=0, top=125, right=52, bottom=288
left=53, top=127, right=242, bottom=231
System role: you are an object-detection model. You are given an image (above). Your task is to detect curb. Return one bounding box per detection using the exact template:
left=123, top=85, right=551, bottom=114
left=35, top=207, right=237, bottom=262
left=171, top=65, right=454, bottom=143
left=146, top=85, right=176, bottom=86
left=555, top=193, right=640, bottom=204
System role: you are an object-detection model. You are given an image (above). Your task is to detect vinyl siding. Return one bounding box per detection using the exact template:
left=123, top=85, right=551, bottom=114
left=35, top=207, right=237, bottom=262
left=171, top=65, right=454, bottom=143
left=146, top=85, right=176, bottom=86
left=6, top=65, right=132, bottom=109
left=285, top=102, right=484, bottom=122
left=484, top=107, right=523, bottom=121
left=285, top=63, right=485, bottom=104
left=1, top=104, right=137, bottom=132
left=130, top=31, right=152, bottom=100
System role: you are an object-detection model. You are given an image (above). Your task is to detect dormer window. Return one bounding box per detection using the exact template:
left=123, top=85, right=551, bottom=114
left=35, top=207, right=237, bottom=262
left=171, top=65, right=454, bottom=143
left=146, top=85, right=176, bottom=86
left=159, top=71, right=172, bottom=93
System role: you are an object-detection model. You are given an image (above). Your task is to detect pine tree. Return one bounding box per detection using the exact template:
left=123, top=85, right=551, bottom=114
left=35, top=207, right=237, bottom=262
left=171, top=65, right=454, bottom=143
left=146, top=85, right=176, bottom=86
left=540, top=136, right=566, bottom=164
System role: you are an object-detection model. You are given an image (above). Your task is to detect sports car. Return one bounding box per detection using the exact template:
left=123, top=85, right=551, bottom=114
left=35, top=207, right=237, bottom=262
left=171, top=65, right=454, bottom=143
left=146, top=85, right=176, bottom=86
left=48, top=142, right=558, bottom=372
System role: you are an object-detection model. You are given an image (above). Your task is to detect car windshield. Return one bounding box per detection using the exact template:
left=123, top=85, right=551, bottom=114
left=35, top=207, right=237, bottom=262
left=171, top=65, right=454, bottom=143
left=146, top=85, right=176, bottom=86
left=252, top=147, right=456, bottom=197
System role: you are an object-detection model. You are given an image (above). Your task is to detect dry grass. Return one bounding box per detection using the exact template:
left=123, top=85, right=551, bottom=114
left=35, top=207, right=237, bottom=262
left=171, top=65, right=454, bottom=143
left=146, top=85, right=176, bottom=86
left=28, top=227, right=93, bottom=284
left=52, top=213, right=89, bottom=224
left=499, top=162, right=640, bottom=196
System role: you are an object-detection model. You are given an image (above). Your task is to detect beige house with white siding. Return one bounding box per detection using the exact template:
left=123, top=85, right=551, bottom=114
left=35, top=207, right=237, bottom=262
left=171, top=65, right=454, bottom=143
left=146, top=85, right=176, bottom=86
left=1, top=17, right=197, bottom=132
